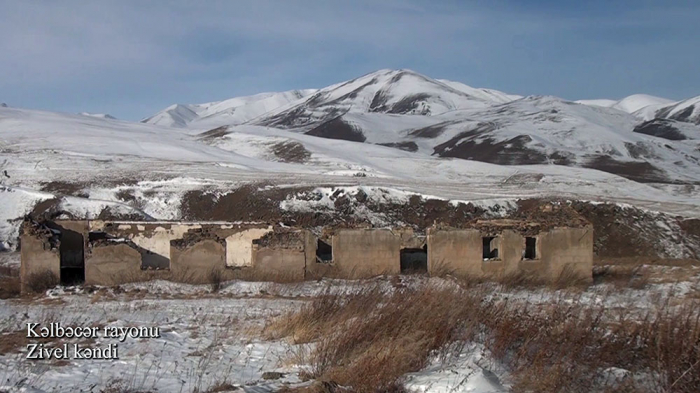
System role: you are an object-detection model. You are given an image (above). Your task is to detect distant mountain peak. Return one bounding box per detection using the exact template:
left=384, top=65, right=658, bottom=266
left=655, top=95, right=700, bottom=125
left=576, top=94, right=675, bottom=117
left=142, top=89, right=316, bottom=128
left=252, top=69, right=519, bottom=129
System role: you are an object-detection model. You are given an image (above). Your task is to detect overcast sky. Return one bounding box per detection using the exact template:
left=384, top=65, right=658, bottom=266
left=1, top=0, right=698, bottom=120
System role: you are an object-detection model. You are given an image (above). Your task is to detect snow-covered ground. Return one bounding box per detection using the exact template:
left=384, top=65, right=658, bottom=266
left=1, top=268, right=698, bottom=393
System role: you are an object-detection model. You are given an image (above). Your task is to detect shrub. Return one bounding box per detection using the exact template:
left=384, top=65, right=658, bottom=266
left=25, top=270, right=59, bottom=293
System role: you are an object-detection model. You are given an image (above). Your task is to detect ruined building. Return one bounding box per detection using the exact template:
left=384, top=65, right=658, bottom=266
left=20, top=206, right=593, bottom=292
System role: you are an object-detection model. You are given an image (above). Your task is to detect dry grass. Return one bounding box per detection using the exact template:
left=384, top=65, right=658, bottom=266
left=0, top=275, right=20, bottom=298
left=209, top=268, right=223, bottom=293
left=0, top=264, right=19, bottom=277
left=593, top=265, right=651, bottom=289
left=267, top=282, right=700, bottom=393
left=266, top=284, right=484, bottom=392
left=25, top=270, right=59, bottom=293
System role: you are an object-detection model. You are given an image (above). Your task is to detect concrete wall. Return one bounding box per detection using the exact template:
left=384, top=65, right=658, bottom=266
left=85, top=243, right=142, bottom=286
left=226, top=227, right=273, bottom=267
left=330, top=229, right=401, bottom=278
left=426, top=228, right=483, bottom=276
left=252, top=247, right=306, bottom=281
left=21, top=219, right=593, bottom=287
left=20, top=234, right=60, bottom=293
left=427, top=226, right=594, bottom=282
left=539, top=226, right=594, bottom=282
left=170, top=240, right=226, bottom=284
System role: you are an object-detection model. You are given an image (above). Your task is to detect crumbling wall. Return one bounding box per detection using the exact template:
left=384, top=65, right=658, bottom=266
left=395, top=227, right=425, bottom=248
left=225, top=227, right=272, bottom=267
left=330, top=229, right=401, bottom=278
left=94, top=223, right=200, bottom=269
left=49, top=220, right=89, bottom=262
left=20, top=231, right=60, bottom=293
left=88, top=222, right=269, bottom=270
left=85, top=242, right=143, bottom=286
left=21, top=218, right=593, bottom=285
left=170, top=239, right=226, bottom=284
left=251, top=231, right=306, bottom=281
left=50, top=220, right=88, bottom=285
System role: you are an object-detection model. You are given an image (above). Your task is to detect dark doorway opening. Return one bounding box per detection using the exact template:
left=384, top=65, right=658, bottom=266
left=401, top=245, right=427, bottom=274
left=482, top=237, right=499, bottom=260
left=524, top=237, right=537, bottom=259
left=316, top=238, right=333, bottom=263
left=58, top=228, right=85, bottom=285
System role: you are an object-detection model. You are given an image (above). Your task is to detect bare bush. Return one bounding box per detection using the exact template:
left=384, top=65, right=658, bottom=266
left=25, top=270, right=59, bottom=293
left=0, top=276, right=20, bottom=298
left=209, top=268, right=223, bottom=293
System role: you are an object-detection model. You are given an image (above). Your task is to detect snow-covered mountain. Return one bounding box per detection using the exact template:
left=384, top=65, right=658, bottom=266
left=576, top=94, right=676, bottom=119
left=142, top=89, right=316, bottom=128
left=577, top=94, right=700, bottom=125
left=197, top=70, right=697, bottom=184
left=8, top=68, right=698, bottom=186
left=253, top=69, right=512, bottom=129
left=655, top=96, right=700, bottom=125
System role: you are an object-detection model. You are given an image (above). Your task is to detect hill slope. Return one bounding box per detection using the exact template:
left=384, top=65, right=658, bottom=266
left=655, top=96, right=700, bottom=125
left=142, top=89, right=316, bottom=129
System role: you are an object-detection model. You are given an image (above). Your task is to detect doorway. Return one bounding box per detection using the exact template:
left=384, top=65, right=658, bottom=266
left=59, top=227, right=85, bottom=285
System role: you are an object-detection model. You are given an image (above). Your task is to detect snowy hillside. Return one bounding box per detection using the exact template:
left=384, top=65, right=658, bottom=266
left=576, top=94, right=676, bottom=119
left=402, top=96, right=700, bottom=183
left=655, top=96, right=700, bottom=125
left=217, top=70, right=699, bottom=184
left=612, top=94, right=675, bottom=114
left=142, top=89, right=316, bottom=128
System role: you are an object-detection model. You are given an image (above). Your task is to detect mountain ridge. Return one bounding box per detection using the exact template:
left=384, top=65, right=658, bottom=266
left=5, top=68, right=700, bottom=185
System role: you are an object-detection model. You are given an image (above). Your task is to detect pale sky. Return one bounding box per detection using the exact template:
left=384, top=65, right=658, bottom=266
left=1, top=0, right=698, bottom=120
